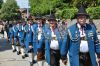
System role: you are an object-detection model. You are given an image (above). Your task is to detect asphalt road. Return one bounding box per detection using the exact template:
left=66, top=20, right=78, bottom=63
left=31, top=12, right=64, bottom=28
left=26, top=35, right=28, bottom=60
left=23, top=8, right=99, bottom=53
left=0, top=31, right=70, bottom=66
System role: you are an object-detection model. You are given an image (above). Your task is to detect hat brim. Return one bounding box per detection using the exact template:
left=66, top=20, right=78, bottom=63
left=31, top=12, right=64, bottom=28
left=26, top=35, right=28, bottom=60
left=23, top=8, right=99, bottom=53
left=76, top=13, right=89, bottom=17
left=48, top=19, right=57, bottom=21
left=35, top=18, right=43, bottom=20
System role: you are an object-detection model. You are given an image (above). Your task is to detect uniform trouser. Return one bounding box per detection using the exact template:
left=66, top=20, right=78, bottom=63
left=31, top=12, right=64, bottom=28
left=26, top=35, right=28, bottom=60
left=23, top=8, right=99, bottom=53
left=50, top=49, right=60, bottom=66
left=37, top=48, right=45, bottom=66
left=79, top=52, right=92, bottom=66
left=37, top=49, right=45, bottom=61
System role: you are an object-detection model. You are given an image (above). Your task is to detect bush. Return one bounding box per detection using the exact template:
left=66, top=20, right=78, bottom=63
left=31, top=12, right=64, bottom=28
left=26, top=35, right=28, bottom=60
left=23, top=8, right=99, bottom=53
left=55, top=7, right=78, bottom=19
left=86, top=6, right=100, bottom=19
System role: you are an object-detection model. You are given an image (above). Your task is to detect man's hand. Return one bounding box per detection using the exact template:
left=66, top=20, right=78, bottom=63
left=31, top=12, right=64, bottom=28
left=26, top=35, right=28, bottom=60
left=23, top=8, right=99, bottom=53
left=96, top=58, right=100, bottom=63
left=62, top=59, right=68, bottom=65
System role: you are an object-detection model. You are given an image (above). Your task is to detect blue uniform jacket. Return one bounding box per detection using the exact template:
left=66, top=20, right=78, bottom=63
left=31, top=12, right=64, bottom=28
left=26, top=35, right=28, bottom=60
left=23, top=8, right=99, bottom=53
left=17, top=24, right=24, bottom=45
left=13, top=25, right=18, bottom=37
left=61, top=23, right=100, bottom=66
left=13, top=25, right=18, bottom=44
left=24, top=24, right=33, bottom=50
left=31, top=23, right=45, bottom=54
left=38, top=26, right=63, bottom=65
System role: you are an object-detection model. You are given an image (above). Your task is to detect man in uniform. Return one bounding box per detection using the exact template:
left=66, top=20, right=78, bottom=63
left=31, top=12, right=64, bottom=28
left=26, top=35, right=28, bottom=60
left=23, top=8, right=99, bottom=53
left=20, top=21, right=28, bottom=59
left=32, top=15, right=45, bottom=66
left=24, top=16, right=33, bottom=63
left=12, top=22, right=18, bottom=52
left=16, top=20, right=24, bottom=55
left=61, top=6, right=100, bottom=66
left=37, top=14, right=62, bottom=66
left=9, top=23, right=14, bottom=52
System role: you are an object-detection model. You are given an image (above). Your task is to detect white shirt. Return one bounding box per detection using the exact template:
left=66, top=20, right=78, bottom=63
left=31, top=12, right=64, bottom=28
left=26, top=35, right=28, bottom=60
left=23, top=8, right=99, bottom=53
left=80, top=40, right=89, bottom=52
left=50, top=29, right=59, bottom=50
left=77, top=23, right=89, bottom=52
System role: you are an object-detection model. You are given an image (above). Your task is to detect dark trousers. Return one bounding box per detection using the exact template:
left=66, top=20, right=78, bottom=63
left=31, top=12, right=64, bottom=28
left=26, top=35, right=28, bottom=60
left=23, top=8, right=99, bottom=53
left=37, top=49, right=45, bottom=61
left=79, top=52, right=92, bottom=66
left=50, top=49, right=60, bottom=66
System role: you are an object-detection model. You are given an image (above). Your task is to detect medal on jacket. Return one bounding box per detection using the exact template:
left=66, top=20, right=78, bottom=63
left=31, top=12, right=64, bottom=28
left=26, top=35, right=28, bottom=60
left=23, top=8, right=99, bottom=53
left=51, top=27, right=57, bottom=40
left=38, top=24, right=42, bottom=40
left=81, top=26, right=84, bottom=35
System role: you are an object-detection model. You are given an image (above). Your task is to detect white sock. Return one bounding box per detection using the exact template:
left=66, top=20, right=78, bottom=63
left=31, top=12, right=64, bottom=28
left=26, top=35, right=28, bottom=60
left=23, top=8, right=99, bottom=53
left=21, top=48, right=25, bottom=56
left=16, top=46, right=20, bottom=52
left=12, top=45, right=15, bottom=50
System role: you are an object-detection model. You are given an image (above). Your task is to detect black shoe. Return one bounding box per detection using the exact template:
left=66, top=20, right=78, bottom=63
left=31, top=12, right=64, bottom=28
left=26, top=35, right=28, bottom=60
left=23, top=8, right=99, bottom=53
left=22, top=55, right=25, bottom=59
left=32, top=60, right=37, bottom=64
left=17, top=51, right=21, bottom=55
left=25, top=54, right=28, bottom=57
left=12, top=49, right=16, bottom=52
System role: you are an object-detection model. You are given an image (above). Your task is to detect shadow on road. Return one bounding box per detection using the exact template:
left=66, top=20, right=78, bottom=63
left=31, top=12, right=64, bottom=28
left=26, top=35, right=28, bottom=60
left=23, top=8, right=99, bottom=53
left=0, top=38, right=11, bottom=52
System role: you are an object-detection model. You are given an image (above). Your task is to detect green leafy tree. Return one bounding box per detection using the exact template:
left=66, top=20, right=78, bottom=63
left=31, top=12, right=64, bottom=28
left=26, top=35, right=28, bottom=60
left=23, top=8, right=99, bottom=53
left=0, top=0, right=3, bottom=9
left=29, top=0, right=61, bottom=15
left=63, top=0, right=100, bottom=7
left=87, top=6, right=100, bottom=19
left=0, top=0, right=19, bottom=21
left=29, top=0, right=100, bottom=19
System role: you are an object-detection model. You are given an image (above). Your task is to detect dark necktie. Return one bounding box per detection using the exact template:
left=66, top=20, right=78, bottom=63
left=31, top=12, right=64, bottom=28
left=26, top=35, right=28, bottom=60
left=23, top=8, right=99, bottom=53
left=81, top=25, right=85, bottom=35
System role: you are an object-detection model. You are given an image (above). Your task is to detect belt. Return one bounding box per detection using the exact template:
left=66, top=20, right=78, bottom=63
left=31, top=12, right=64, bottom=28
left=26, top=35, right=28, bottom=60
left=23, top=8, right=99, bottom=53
left=51, top=49, right=59, bottom=51
left=80, top=37, right=87, bottom=40
left=79, top=52, right=90, bottom=60
left=50, top=49, right=60, bottom=54
left=80, top=52, right=89, bottom=55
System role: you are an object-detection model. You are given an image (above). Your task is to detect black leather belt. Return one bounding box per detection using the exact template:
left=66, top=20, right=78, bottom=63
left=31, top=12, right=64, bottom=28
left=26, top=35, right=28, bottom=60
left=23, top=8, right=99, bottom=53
left=80, top=37, right=87, bottom=40
left=79, top=52, right=90, bottom=60
left=80, top=52, right=89, bottom=55
left=50, top=49, right=60, bottom=54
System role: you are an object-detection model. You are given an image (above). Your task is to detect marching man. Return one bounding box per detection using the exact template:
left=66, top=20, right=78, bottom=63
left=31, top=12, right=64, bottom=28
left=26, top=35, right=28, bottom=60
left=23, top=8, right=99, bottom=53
left=61, top=6, right=100, bottom=66
left=37, top=14, right=62, bottom=66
